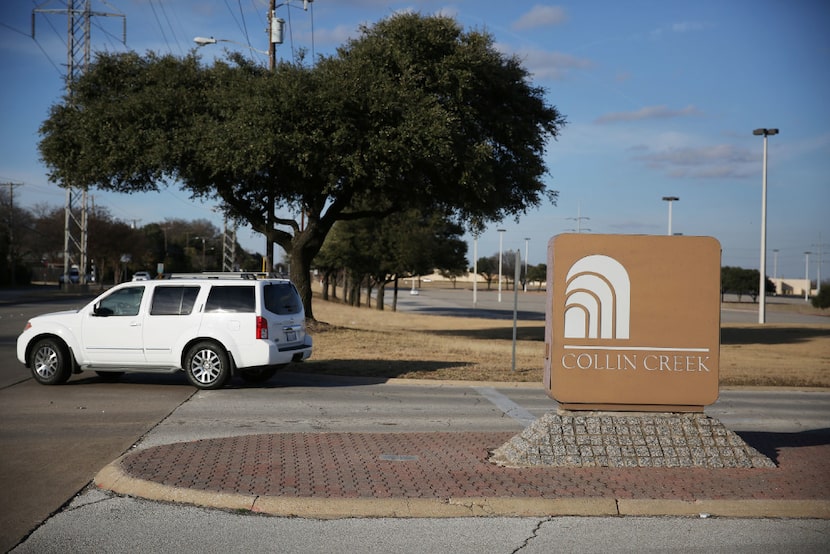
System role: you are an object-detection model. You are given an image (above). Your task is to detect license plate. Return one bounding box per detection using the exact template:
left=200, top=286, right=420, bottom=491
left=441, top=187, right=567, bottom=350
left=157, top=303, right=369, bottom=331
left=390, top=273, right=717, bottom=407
left=285, top=331, right=297, bottom=342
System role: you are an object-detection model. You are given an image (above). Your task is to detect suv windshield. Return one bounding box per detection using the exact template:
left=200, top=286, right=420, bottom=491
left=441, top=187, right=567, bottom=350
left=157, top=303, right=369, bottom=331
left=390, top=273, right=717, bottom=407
left=264, top=283, right=302, bottom=315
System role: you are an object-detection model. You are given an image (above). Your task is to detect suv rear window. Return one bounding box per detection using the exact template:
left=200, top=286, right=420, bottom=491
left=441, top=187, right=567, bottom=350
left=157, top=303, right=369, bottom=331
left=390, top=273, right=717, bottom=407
left=151, top=286, right=200, bottom=315
left=263, top=283, right=302, bottom=315
left=205, top=286, right=255, bottom=313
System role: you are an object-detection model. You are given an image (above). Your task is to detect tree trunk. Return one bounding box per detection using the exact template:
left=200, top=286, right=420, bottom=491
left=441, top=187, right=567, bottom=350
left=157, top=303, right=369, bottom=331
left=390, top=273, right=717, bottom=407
left=321, top=272, right=330, bottom=301
left=376, top=281, right=386, bottom=310
left=289, top=247, right=315, bottom=320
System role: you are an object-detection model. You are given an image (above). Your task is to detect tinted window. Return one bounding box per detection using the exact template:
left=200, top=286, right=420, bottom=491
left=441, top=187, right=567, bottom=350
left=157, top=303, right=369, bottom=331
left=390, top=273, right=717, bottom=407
left=97, top=286, right=145, bottom=316
left=151, top=286, right=200, bottom=315
left=263, top=283, right=302, bottom=315
left=205, top=286, right=255, bottom=313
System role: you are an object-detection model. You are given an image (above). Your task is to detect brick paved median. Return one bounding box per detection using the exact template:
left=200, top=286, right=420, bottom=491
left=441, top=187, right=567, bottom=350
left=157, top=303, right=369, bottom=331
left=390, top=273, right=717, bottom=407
left=116, top=430, right=829, bottom=504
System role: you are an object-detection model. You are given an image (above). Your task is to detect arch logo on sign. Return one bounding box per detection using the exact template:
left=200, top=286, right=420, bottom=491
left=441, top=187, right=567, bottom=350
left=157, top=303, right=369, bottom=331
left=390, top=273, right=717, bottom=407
left=564, top=254, right=631, bottom=340
left=544, top=234, right=721, bottom=412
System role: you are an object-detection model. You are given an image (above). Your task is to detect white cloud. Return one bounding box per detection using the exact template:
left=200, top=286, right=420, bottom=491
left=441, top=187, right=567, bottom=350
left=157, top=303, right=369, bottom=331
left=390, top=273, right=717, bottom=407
left=595, top=105, right=702, bottom=124
left=504, top=46, right=592, bottom=80
left=633, top=144, right=758, bottom=179
left=512, top=5, right=568, bottom=31
left=308, top=24, right=357, bottom=47
left=672, top=21, right=707, bottom=33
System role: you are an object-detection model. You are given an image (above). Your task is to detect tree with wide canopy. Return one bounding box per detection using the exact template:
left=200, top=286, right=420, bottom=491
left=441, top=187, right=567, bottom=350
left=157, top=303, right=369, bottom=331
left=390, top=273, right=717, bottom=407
left=39, top=13, right=566, bottom=320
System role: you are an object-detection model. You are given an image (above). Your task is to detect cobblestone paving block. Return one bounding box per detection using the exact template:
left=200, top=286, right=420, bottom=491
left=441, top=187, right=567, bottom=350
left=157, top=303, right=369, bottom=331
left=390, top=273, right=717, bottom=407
left=490, top=411, right=777, bottom=469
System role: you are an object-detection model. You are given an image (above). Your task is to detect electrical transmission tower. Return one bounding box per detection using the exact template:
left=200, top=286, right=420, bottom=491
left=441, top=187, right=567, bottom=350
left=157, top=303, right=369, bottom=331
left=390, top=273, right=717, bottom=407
left=33, top=1, right=125, bottom=285
left=222, top=220, right=238, bottom=272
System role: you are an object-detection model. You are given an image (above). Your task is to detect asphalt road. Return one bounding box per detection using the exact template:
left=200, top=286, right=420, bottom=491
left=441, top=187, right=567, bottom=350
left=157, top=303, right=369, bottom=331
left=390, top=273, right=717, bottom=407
left=389, top=286, right=829, bottom=324
left=1, top=292, right=828, bottom=552
left=0, top=296, right=196, bottom=553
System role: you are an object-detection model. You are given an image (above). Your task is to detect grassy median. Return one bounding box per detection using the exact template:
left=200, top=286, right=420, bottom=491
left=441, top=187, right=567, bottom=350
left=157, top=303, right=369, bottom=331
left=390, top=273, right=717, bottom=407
left=306, top=296, right=830, bottom=388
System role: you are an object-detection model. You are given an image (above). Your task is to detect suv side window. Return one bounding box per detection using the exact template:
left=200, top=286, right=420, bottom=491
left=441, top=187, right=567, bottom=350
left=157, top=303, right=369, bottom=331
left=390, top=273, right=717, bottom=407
left=205, top=286, right=255, bottom=313
left=96, top=286, right=145, bottom=316
left=150, top=286, right=201, bottom=316
left=263, top=283, right=302, bottom=315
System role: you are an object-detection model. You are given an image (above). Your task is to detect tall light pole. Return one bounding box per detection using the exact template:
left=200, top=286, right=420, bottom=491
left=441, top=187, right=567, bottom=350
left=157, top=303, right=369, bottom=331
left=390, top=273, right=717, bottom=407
left=772, top=248, right=779, bottom=295
left=772, top=249, right=779, bottom=280
left=805, top=251, right=811, bottom=301
left=472, top=230, right=479, bottom=308
left=753, top=127, right=779, bottom=323
left=661, top=196, right=679, bottom=236
left=497, top=229, right=506, bottom=302
left=523, top=237, right=530, bottom=292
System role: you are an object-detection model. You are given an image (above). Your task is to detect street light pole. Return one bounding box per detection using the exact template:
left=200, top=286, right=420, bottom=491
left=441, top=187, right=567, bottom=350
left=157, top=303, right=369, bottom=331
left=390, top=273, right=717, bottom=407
left=805, top=251, right=811, bottom=301
left=661, top=196, right=679, bottom=236
left=497, top=229, right=506, bottom=302
left=753, top=128, right=779, bottom=324
left=472, top=231, right=478, bottom=308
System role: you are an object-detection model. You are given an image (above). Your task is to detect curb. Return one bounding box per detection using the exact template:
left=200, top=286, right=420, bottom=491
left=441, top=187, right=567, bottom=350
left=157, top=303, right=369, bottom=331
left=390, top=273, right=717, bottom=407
left=94, top=457, right=830, bottom=520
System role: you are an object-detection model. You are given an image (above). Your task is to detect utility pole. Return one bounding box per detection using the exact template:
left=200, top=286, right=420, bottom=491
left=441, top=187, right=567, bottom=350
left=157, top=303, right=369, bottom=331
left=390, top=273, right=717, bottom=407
left=262, top=1, right=309, bottom=276
left=263, top=0, right=282, bottom=274
left=4, top=182, right=23, bottom=286
left=33, top=1, right=125, bottom=286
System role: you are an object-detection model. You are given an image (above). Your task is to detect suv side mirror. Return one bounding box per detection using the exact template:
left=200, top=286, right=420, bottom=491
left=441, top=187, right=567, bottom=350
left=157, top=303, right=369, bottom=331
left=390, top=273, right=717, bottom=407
left=93, top=304, right=113, bottom=317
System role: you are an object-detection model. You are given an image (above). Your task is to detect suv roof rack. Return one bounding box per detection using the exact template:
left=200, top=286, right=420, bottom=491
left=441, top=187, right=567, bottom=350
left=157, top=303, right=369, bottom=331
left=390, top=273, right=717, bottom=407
left=163, top=272, right=265, bottom=280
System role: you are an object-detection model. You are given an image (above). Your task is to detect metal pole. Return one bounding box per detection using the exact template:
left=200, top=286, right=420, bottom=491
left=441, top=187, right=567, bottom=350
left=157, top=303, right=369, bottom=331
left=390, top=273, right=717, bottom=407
left=497, top=229, right=505, bottom=302
left=759, top=133, right=768, bottom=323
left=753, top=127, right=778, bottom=322
left=668, top=201, right=673, bottom=235
left=472, top=233, right=478, bottom=308
left=805, top=251, right=811, bottom=301
left=512, top=250, right=520, bottom=372
left=662, top=196, right=678, bottom=236
left=523, top=237, right=529, bottom=292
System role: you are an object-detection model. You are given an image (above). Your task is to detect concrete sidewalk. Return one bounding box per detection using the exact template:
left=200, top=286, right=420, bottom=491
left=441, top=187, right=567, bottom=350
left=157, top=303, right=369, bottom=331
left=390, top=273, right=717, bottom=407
left=95, top=426, right=830, bottom=519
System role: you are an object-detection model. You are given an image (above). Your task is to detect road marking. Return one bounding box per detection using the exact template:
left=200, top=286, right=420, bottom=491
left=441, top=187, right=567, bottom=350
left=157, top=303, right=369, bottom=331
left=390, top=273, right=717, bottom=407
left=473, top=387, right=536, bottom=427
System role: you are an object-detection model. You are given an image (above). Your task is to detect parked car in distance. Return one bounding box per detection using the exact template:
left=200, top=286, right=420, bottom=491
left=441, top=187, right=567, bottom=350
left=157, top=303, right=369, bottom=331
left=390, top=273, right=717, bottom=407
left=58, top=265, right=80, bottom=284
left=17, top=275, right=312, bottom=389
left=132, top=271, right=151, bottom=281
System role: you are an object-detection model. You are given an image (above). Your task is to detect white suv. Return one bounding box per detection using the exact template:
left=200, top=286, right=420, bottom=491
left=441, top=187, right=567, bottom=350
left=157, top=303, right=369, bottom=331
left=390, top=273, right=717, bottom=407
left=17, top=276, right=312, bottom=389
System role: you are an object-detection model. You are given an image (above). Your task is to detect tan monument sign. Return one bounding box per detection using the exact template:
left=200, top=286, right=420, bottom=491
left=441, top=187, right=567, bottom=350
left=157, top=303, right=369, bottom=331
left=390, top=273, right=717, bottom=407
left=544, top=234, right=722, bottom=412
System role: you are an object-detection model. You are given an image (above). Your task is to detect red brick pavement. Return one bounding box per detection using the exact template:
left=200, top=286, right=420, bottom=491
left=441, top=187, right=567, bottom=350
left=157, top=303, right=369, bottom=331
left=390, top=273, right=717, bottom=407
left=119, top=430, right=830, bottom=502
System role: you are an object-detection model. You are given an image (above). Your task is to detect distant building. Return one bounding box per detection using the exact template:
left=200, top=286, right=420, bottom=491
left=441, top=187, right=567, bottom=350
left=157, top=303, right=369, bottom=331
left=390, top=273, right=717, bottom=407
left=771, top=278, right=814, bottom=297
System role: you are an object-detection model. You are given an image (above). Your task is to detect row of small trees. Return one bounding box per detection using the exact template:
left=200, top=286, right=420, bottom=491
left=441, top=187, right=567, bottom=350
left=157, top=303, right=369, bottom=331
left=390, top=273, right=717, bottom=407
left=474, top=254, right=547, bottom=291
left=314, top=210, right=468, bottom=310
left=720, top=266, right=775, bottom=303
left=0, top=190, right=258, bottom=286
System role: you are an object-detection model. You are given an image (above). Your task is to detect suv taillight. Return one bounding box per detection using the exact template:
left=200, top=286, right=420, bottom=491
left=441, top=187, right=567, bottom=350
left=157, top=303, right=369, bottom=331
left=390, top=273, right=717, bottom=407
left=256, top=316, right=269, bottom=339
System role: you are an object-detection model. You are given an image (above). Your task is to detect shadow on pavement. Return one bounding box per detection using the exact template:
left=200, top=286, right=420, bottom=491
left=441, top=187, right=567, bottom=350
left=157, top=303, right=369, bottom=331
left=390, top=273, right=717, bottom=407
left=721, top=326, right=829, bottom=346
left=737, top=428, right=830, bottom=464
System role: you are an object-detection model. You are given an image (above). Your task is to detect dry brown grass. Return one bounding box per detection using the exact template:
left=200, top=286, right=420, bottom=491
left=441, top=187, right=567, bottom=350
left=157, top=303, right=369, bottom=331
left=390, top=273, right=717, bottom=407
left=304, top=297, right=830, bottom=388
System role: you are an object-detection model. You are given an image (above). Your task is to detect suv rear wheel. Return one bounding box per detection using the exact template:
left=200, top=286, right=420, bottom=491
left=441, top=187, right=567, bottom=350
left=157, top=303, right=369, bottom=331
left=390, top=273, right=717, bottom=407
left=30, top=338, right=71, bottom=385
left=185, top=342, right=230, bottom=390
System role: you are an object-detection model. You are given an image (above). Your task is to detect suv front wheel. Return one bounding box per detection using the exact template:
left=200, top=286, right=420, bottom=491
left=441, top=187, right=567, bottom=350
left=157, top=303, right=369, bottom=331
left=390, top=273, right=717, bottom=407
left=29, top=338, right=72, bottom=385
left=184, top=342, right=230, bottom=390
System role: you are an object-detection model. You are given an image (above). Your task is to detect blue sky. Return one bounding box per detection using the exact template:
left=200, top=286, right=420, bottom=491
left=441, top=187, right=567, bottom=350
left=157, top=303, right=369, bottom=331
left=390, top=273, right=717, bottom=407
left=1, top=1, right=828, bottom=281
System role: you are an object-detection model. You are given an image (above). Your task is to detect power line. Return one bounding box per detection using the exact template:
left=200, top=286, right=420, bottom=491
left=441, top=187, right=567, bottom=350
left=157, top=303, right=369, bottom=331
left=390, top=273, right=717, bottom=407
left=147, top=0, right=172, bottom=53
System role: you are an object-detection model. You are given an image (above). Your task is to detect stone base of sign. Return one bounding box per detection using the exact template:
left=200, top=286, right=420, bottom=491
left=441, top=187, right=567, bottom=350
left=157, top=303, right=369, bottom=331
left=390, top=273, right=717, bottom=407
left=490, top=410, right=775, bottom=469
